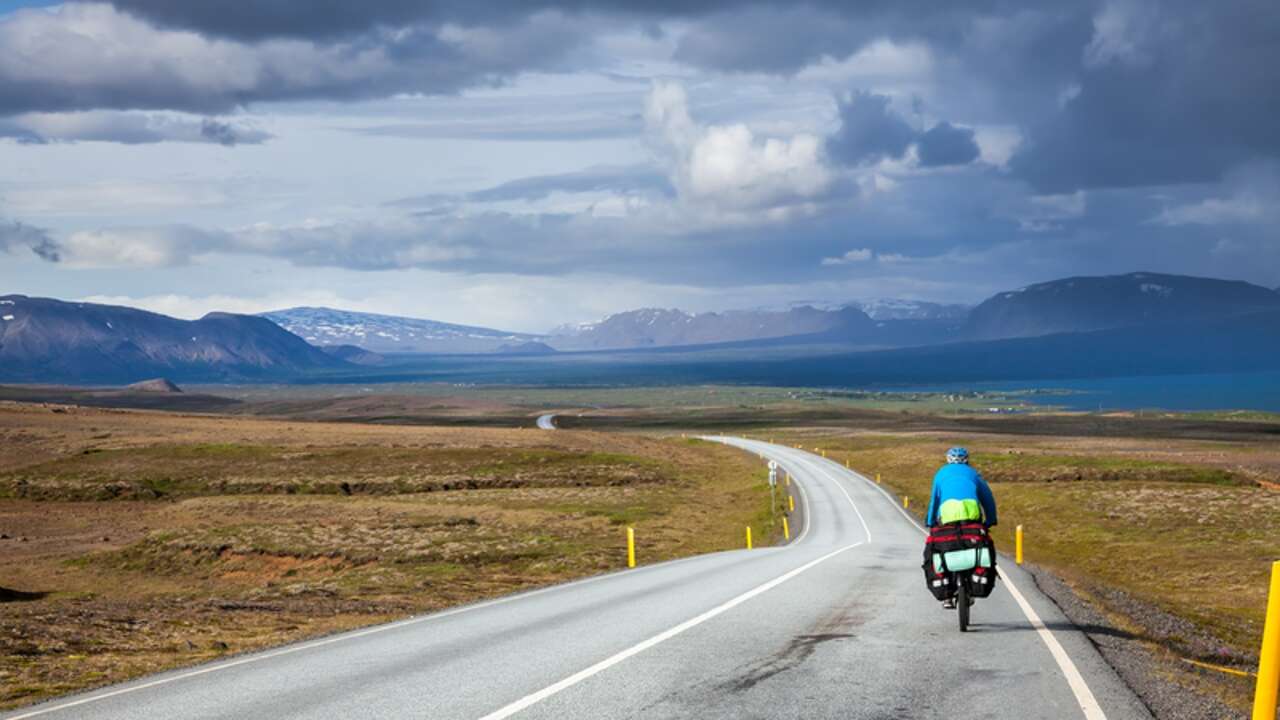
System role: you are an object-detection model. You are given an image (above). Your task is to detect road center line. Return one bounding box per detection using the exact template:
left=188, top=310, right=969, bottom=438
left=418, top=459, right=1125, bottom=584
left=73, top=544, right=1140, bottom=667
left=4, top=545, right=719, bottom=720
left=476, top=542, right=863, bottom=720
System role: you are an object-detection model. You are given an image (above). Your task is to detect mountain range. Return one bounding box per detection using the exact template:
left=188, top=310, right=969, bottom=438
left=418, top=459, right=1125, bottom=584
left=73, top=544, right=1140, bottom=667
left=2, top=271, right=1278, bottom=385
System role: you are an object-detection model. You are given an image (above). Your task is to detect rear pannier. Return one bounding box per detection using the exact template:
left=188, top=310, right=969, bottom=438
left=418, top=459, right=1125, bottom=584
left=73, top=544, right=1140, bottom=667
left=921, top=522, right=997, bottom=599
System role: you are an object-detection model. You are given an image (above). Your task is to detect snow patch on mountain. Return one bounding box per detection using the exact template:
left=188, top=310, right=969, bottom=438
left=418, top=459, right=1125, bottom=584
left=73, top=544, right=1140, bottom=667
left=260, top=307, right=540, bottom=354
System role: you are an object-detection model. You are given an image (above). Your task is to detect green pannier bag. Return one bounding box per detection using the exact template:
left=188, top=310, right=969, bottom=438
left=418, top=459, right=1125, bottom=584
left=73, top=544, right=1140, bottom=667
left=932, top=547, right=992, bottom=573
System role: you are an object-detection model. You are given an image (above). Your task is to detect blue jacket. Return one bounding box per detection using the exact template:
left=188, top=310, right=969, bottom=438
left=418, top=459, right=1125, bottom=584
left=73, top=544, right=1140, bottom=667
left=925, top=464, right=997, bottom=528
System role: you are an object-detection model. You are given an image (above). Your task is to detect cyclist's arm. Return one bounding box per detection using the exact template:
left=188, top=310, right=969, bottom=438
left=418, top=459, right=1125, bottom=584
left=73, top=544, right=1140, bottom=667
left=976, top=474, right=997, bottom=527
left=924, top=473, right=942, bottom=527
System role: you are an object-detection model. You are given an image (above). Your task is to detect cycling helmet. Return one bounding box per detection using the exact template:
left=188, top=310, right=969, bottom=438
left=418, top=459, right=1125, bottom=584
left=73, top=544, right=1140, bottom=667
left=946, top=447, right=970, bottom=464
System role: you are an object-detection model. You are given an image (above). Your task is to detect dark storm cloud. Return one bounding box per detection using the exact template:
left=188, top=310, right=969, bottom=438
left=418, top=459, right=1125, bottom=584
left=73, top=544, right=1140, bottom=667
left=107, top=1, right=740, bottom=40
left=0, top=219, right=61, bottom=261
left=827, top=93, right=978, bottom=169
left=1005, top=0, right=1280, bottom=191
left=0, top=3, right=595, bottom=115
left=826, top=92, right=915, bottom=166
left=3, top=0, right=1272, bottom=192
left=916, top=122, right=979, bottom=167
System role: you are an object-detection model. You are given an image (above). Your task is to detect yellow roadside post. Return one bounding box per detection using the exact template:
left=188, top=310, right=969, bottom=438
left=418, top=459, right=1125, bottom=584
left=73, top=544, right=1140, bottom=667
left=788, top=495, right=795, bottom=512
left=783, top=517, right=790, bottom=541
left=627, top=527, right=636, bottom=568
left=1254, top=560, right=1280, bottom=720
left=822, top=450, right=827, bottom=458
left=785, top=472, right=790, bottom=487
left=903, top=496, right=909, bottom=509
left=876, top=473, right=881, bottom=484
left=746, top=526, right=753, bottom=550
left=1016, top=525, right=1025, bottom=566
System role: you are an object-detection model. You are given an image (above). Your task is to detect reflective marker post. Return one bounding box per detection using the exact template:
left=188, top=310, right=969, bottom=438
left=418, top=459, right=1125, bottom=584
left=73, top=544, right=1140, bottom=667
left=1016, top=525, right=1025, bottom=566
left=626, top=527, right=636, bottom=569
left=1255, top=561, right=1280, bottom=720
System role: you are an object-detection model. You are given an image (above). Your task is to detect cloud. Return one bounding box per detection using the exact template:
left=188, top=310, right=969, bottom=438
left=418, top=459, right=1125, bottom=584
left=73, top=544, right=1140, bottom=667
left=0, top=111, right=270, bottom=145
left=404, top=165, right=673, bottom=205
left=826, top=91, right=915, bottom=167
left=0, top=219, right=61, bottom=261
left=821, top=248, right=872, bottom=265
left=827, top=92, right=980, bottom=171
left=1009, top=0, right=1280, bottom=192
left=916, top=122, right=980, bottom=167
left=1152, top=196, right=1263, bottom=226
left=646, top=81, right=834, bottom=213
left=0, top=3, right=591, bottom=115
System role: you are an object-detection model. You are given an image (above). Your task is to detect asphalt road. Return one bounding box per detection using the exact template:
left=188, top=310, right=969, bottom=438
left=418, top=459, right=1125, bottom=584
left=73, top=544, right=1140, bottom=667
left=6, top=438, right=1152, bottom=720
left=535, top=413, right=557, bottom=430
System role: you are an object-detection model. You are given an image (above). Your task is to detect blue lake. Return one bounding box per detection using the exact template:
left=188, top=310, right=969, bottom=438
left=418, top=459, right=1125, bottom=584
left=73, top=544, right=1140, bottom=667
left=896, top=371, right=1280, bottom=412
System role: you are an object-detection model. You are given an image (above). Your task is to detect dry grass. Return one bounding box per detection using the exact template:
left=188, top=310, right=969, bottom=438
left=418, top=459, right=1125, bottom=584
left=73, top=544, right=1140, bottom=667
left=0, top=404, right=778, bottom=710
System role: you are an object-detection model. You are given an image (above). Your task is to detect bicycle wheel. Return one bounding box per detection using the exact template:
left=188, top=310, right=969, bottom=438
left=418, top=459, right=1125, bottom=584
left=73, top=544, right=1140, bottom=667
left=957, top=581, right=970, bottom=632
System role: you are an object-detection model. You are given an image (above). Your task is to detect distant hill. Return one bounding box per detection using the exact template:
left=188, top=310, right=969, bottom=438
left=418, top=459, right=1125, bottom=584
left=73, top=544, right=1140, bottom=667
left=495, top=341, right=557, bottom=355
left=126, top=378, right=183, bottom=393
left=319, top=344, right=386, bottom=365
left=261, top=307, right=539, bottom=353
left=0, top=295, right=348, bottom=384
left=550, top=306, right=876, bottom=350
left=965, top=272, right=1280, bottom=340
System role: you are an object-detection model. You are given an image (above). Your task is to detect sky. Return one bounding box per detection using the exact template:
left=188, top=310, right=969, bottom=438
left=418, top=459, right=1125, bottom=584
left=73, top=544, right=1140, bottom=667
left=0, top=0, right=1277, bottom=332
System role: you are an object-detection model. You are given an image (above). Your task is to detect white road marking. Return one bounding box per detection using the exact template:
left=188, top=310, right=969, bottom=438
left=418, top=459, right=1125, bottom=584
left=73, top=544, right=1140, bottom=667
left=4, top=548, right=726, bottom=719
left=1002, top=571, right=1108, bottom=719
left=535, top=414, right=557, bottom=430
left=476, top=542, right=864, bottom=720
left=828, top=451, right=1109, bottom=720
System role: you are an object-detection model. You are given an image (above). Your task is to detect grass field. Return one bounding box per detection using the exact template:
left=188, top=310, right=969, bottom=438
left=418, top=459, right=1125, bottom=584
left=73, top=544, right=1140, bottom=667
left=3, top=386, right=1277, bottom=715
left=768, top=427, right=1278, bottom=712
left=0, top=403, right=781, bottom=710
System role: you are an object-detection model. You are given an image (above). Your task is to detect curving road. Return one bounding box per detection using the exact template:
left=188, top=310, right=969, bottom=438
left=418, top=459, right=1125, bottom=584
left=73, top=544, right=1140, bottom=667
left=5, top=438, right=1151, bottom=720
left=536, top=414, right=557, bottom=430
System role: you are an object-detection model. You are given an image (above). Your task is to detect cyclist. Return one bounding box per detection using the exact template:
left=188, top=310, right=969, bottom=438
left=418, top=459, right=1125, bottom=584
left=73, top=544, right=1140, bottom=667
left=925, top=447, right=997, bottom=608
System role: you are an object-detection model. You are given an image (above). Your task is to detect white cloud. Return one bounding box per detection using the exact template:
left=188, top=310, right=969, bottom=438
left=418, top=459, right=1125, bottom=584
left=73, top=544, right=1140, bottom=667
left=795, top=39, right=933, bottom=87
left=645, top=81, right=833, bottom=214
left=971, top=125, right=1022, bottom=167
left=59, top=225, right=223, bottom=268
left=1084, top=0, right=1161, bottom=68
left=1151, top=196, right=1265, bottom=226
left=821, top=248, right=873, bottom=265
left=1008, top=191, right=1087, bottom=232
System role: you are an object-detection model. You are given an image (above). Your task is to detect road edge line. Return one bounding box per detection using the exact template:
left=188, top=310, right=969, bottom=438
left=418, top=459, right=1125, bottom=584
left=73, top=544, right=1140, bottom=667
left=835, top=457, right=1109, bottom=720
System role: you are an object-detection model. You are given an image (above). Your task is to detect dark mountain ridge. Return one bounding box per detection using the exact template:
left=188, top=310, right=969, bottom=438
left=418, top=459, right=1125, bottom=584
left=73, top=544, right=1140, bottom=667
left=965, top=272, right=1280, bottom=340
left=0, top=295, right=348, bottom=383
